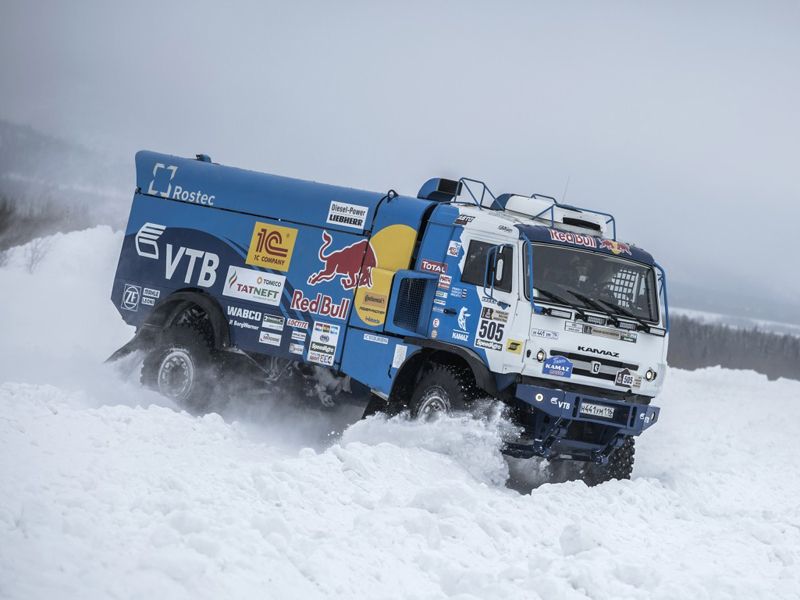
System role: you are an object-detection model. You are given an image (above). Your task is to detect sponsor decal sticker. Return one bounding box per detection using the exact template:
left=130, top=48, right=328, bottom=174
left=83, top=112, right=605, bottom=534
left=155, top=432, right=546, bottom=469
left=143, top=287, right=160, bottom=299
left=435, top=290, right=448, bottom=299
left=531, top=328, right=559, bottom=340
left=258, top=331, right=282, bottom=346
left=506, top=339, right=523, bottom=354
left=227, top=306, right=262, bottom=321
left=447, top=241, right=462, bottom=257
left=287, top=318, right=309, bottom=330
left=450, top=286, right=467, bottom=299
left=262, top=314, right=285, bottom=331
left=223, top=266, right=285, bottom=306
left=326, top=201, right=368, bottom=230
left=432, top=318, right=440, bottom=328
left=246, top=222, right=297, bottom=272
left=543, top=355, right=573, bottom=378
left=290, top=290, right=350, bottom=320
left=498, top=224, right=513, bottom=233
left=548, top=229, right=597, bottom=249
left=438, top=274, right=452, bottom=290
left=364, top=333, right=389, bottom=345
left=308, top=231, right=376, bottom=290
left=392, top=344, right=407, bottom=369
left=147, top=163, right=216, bottom=206
left=454, top=214, right=475, bottom=226
left=307, top=322, right=340, bottom=366
left=291, top=330, right=307, bottom=342
left=475, top=314, right=505, bottom=351
left=480, top=307, right=508, bottom=323
left=420, top=259, right=447, bottom=274
left=120, top=284, right=141, bottom=311
left=289, top=342, right=305, bottom=355
left=599, top=239, right=632, bottom=256
left=165, top=245, right=219, bottom=288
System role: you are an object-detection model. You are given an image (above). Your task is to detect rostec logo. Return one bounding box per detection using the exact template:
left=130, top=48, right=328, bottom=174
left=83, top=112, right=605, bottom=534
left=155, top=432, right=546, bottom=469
left=147, top=163, right=178, bottom=198
left=120, top=283, right=141, bottom=311
left=307, top=230, right=376, bottom=290
left=246, top=222, right=297, bottom=272
left=135, top=223, right=166, bottom=259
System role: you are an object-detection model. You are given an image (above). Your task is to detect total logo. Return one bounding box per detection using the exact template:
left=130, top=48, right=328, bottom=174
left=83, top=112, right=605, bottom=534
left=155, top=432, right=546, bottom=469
left=147, top=163, right=215, bottom=206
left=290, top=289, right=350, bottom=320
left=307, top=231, right=376, bottom=290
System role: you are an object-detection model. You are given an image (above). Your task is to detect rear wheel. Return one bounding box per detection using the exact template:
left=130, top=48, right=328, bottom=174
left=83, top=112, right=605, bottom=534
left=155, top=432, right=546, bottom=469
left=141, top=324, right=218, bottom=413
left=580, top=436, right=635, bottom=486
left=408, top=364, right=475, bottom=420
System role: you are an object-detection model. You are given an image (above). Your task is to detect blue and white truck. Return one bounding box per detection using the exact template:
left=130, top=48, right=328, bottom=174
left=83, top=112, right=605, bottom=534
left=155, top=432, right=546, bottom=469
left=110, top=151, right=669, bottom=484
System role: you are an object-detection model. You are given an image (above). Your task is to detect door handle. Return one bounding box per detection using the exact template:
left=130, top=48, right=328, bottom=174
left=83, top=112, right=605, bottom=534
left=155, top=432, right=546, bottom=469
left=443, top=308, right=456, bottom=315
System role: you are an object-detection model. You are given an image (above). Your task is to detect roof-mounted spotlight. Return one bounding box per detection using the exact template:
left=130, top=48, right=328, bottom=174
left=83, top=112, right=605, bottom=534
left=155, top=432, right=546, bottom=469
left=417, top=178, right=462, bottom=202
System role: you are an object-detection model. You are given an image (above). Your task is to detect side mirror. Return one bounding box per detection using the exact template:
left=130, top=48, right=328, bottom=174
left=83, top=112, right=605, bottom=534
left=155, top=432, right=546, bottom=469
left=483, top=244, right=512, bottom=309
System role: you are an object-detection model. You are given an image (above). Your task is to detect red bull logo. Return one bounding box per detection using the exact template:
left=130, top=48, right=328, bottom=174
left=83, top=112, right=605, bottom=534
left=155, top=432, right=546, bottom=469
left=599, top=239, right=632, bottom=256
left=307, top=230, right=377, bottom=290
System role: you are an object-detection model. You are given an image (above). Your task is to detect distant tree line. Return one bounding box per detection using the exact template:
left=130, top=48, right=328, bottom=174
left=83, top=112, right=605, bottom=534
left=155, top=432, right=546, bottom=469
left=668, top=314, right=800, bottom=381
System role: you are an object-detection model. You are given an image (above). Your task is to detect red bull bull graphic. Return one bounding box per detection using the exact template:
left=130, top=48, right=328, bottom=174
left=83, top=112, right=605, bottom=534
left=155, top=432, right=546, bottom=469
left=307, top=230, right=376, bottom=290
left=599, top=239, right=632, bottom=256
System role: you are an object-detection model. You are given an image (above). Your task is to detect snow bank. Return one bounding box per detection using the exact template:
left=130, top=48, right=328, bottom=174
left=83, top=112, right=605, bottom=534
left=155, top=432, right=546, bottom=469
left=1, top=228, right=799, bottom=599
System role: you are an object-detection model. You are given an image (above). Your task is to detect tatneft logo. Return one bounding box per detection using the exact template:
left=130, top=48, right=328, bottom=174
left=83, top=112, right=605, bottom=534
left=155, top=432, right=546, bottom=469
left=222, top=265, right=285, bottom=306
left=147, top=163, right=216, bottom=206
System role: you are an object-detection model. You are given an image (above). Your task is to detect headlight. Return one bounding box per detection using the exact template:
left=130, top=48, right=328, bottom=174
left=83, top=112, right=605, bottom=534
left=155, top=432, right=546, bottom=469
left=645, top=369, right=657, bottom=381
left=536, top=349, right=546, bottom=363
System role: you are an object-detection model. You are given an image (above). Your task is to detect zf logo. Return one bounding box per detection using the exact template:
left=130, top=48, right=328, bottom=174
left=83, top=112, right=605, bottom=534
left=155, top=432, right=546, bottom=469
left=147, top=163, right=178, bottom=198
left=121, top=284, right=141, bottom=311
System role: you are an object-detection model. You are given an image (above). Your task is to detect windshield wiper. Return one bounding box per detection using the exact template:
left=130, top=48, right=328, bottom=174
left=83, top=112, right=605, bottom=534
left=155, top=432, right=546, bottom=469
left=534, top=288, right=587, bottom=319
left=561, top=288, right=621, bottom=326
left=594, top=297, right=651, bottom=331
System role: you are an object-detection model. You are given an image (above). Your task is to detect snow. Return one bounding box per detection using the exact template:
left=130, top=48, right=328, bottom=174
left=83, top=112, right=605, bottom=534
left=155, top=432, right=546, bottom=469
left=1, top=228, right=800, bottom=600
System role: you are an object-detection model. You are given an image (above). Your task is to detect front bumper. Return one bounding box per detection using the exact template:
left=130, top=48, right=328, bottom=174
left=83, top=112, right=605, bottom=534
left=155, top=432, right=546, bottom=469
left=502, top=383, right=660, bottom=462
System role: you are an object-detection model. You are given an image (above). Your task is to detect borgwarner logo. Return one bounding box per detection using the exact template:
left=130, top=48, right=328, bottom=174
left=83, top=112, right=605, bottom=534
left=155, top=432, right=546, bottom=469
left=147, top=163, right=216, bottom=206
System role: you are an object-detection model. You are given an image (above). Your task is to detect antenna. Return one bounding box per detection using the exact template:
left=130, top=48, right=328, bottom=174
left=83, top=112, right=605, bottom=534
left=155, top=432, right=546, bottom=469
left=561, top=174, right=571, bottom=204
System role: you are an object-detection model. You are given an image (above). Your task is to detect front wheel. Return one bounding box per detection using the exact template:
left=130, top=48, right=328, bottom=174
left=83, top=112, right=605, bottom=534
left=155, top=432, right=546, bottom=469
left=141, top=325, right=219, bottom=413
left=408, top=364, right=475, bottom=420
left=580, top=436, right=635, bottom=486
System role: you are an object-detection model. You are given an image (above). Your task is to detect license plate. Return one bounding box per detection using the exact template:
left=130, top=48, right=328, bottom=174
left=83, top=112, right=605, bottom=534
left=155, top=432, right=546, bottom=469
left=579, top=402, right=615, bottom=420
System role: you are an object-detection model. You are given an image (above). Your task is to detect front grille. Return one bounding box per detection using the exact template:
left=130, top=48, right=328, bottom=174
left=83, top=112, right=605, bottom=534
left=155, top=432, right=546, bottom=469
left=393, top=278, right=427, bottom=331
left=550, top=350, right=638, bottom=381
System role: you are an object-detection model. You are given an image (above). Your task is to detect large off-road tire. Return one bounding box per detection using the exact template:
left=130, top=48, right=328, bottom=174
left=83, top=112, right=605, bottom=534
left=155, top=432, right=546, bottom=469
left=408, top=364, right=476, bottom=420
left=141, top=324, right=218, bottom=413
left=580, top=436, right=635, bottom=486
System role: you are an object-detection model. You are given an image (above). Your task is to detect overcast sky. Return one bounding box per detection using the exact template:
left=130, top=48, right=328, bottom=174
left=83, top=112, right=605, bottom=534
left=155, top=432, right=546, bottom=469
left=2, top=0, right=799, bottom=303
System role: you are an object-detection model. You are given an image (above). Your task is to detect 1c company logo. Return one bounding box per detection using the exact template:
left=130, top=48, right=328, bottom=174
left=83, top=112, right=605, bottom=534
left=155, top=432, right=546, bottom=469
left=246, top=222, right=297, bottom=272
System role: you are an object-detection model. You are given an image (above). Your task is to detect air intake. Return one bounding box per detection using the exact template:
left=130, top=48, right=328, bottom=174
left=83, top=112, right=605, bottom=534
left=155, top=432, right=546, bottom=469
left=417, top=178, right=462, bottom=202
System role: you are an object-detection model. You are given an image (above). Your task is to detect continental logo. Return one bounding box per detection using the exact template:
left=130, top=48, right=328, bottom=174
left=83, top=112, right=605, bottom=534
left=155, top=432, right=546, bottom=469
left=246, top=222, right=297, bottom=272
left=506, top=339, right=523, bottom=354
left=362, top=292, right=387, bottom=309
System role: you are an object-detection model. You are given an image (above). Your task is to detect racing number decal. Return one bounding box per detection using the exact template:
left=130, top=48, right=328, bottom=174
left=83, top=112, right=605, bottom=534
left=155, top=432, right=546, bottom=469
left=475, top=307, right=508, bottom=351
left=478, top=319, right=504, bottom=342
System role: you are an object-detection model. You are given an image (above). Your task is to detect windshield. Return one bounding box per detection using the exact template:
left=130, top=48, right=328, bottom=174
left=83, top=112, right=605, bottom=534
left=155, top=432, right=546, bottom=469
left=524, top=243, right=659, bottom=323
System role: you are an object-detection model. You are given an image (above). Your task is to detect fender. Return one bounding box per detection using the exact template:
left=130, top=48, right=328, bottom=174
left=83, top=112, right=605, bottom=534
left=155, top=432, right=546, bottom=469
left=106, top=289, right=230, bottom=362
left=401, top=337, right=499, bottom=397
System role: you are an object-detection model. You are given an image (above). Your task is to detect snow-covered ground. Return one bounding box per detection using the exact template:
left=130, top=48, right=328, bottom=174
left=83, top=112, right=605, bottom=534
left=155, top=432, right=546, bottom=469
left=1, top=228, right=799, bottom=600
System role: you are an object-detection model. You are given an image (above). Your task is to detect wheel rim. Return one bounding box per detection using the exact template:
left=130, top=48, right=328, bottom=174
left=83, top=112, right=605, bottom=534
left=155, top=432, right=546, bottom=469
left=416, top=385, right=451, bottom=419
left=157, top=349, right=195, bottom=402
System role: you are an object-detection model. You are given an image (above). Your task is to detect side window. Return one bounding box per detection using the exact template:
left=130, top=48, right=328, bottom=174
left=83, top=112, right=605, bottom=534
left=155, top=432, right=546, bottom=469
left=461, top=240, right=513, bottom=292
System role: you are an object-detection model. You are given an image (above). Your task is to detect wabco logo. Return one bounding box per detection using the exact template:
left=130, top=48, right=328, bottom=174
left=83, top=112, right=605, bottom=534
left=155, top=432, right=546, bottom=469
left=578, top=346, right=620, bottom=358
left=246, top=222, right=297, bottom=272
left=147, top=163, right=215, bottom=206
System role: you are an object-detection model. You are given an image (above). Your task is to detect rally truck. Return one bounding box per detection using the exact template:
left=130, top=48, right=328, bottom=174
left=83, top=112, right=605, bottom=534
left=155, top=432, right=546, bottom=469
left=110, top=151, right=669, bottom=484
